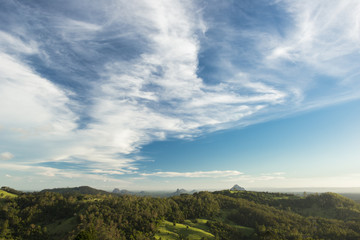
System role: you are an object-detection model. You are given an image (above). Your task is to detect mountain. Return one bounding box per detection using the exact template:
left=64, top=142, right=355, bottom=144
left=112, top=188, right=132, bottom=195
left=172, top=188, right=188, bottom=196
left=170, top=189, right=199, bottom=196
left=41, top=186, right=109, bottom=195
left=230, top=184, right=246, bottom=191
left=112, top=188, right=121, bottom=194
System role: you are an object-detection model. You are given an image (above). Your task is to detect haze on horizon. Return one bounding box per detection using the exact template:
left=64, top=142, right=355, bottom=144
left=1, top=0, right=360, bottom=191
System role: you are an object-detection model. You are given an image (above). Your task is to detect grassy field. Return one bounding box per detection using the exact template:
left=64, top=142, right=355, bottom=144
left=183, top=219, right=211, bottom=232
left=0, top=189, right=17, bottom=198
left=155, top=219, right=215, bottom=240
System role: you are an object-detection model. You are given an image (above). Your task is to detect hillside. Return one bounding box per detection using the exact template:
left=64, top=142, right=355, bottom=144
left=0, top=189, right=17, bottom=199
left=1, top=187, right=360, bottom=239
left=40, top=186, right=109, bottom=195
left=155, top=219, right=215, bottom=239
left=1, top=186, right=23, bottom=195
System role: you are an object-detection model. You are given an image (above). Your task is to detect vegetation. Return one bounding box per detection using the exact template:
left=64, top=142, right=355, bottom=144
left=0, top=190, right=17, bottom=199
left=0, top=187, right=22, bottom=197
left=1, top=187, right=360, bottom=239
left=155, top=220, right=215, bottom=239
left=40, top=186, right=109, bottom=195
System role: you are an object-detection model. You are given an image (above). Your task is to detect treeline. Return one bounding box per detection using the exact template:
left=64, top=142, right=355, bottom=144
left=1, top=189, right=360, bottom=239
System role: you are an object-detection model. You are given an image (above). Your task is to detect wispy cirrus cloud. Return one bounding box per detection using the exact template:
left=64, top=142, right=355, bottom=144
left=84, top=0, right=287, bottom=158
left=269, top=0, right=360, bottom=65
left=263, top=0, right=360, bottom=104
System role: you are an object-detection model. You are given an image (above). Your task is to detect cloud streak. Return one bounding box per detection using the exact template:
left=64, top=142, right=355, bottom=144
left=141, top=170, right=243, bottom=178
left=0, top=152, right=14, bottom=161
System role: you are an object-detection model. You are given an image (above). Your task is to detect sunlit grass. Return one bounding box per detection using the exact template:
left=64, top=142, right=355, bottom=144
left=0, top=189, right=17, bottom=198
left=155, top=220, right=215, bottom=240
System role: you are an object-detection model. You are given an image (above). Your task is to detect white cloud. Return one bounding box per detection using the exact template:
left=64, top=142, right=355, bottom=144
left=0, top=31, right=39, bottom=55
left=141, top=170, right=243, bottom=178
left=0, top=1, right=288, bottom=174
left=91, top=169, right=125, bottom=175
left=267, top=0, right=360, bottom=78
left=82, top=0, right=288, bottom=157
left=0, top=53, right=77, bottom=136
left=0, top=152, right=14, bottom=160
left=0, top=162, right=129, bottom=185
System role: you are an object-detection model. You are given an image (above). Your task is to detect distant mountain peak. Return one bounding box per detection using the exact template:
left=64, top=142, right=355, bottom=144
left=112, top=188, right=121, bottom=194
left=170, top=188, right=188, bottom=196
left=176, top=188, right=187, bottom=193
left=112, top=188, right=131, bottom=194
left=230, top=184, right=245, bottom=191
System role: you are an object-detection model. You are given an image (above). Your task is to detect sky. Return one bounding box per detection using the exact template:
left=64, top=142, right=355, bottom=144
left=1, top=0, right=360, bottom=191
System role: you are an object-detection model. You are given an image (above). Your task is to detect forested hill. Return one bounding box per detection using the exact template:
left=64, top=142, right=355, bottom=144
left=40, top=186, right=109, bottom=195
left=0, top=186, right=23, bottom=195
left=1, top=187, right=360, bottom=239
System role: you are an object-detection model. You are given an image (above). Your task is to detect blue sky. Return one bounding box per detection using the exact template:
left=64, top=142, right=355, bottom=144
left=1, top=0, right=360, bottom=191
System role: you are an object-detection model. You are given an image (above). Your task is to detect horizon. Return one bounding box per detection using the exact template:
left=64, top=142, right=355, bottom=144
left=1, top=1, right=360, bottom=191
left=8, top=185, right=360, bottom=194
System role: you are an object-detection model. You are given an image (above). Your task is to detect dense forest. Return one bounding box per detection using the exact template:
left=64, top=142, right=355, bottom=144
left=1, top=186, right=360, bottom=239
